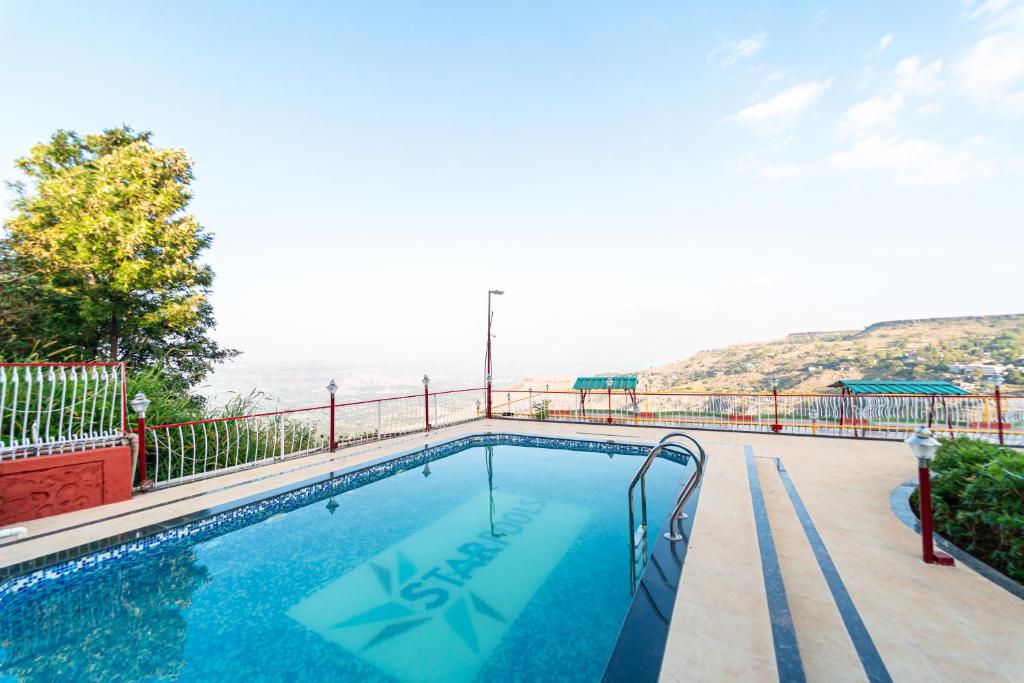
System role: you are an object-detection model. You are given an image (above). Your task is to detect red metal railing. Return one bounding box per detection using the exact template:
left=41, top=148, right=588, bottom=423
left=142, top=386, right=486, bottom=488
left=0, top=362, right=127, bottom=459
left=493, top=388, right=1023, bottom=446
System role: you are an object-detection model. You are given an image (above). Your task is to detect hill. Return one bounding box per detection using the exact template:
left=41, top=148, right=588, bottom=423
left=510, top=314, right=1024, bottom=394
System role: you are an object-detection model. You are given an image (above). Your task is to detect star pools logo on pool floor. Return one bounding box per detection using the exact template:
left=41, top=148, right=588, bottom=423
left=287, top=491, right=590, bottom=683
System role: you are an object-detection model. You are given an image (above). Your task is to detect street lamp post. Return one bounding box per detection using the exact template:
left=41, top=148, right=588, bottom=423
left=130, top=392, right=152, bottom=489
left=769, top=377, right=782, bottom=433
left=606, top=377, right=614, bottom=425
left=423, top=374, right=431, bottom=431
left=905, top=427, right=954, bottom=566
left=327, top=379, right=338, bottom=452
left=485, top=289, right=504, bottom=419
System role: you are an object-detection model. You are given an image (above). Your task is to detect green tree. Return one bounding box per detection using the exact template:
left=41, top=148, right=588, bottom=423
left=0, top=126, right=237, bottom=387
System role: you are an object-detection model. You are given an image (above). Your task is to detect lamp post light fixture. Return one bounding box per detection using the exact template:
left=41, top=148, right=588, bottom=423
left=327, top=379, right=338, bottom=452
left=808, top=407, right=819, bottom=435
left=476, top=399, right=481, bottom=416
left=485, top=289, right=505, bottom=419
left=422, top=374, right=431, bottom=431
left=905, top=427, right=954, bottom=566
left=769, top=377, right=782, bottom=433
left=130, top=392, right=153, bottom=489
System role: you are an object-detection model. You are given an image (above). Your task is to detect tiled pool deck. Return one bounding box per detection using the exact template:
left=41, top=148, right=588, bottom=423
left=2, top=420, right=1022, bottom=681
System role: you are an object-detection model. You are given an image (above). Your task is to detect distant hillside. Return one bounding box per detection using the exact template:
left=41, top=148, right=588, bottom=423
left=511, top=314, right=1024, bottom=394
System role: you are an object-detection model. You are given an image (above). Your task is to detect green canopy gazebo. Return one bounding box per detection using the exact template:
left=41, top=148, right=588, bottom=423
left=572, top=376, right=638, bottom=422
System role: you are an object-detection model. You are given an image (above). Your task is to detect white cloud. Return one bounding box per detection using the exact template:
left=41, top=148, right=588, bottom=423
left=736, top=158, right=818, bottom=182
left=707, top=34, right=766, bottom=68
left=878, top=33, right=896, bottom=51
left=829, top=134, right=995, bottom=186
left=754, top=162, right=818, bottom=181
left=836, top=93, right=904, bottom=137
left=954, top=2, right=1024, bottom=110
left=733, top=79, right=834, bottom=127
left=894, top=56, right=944, bottom=94
left=917, top=102, right=942, bottom=115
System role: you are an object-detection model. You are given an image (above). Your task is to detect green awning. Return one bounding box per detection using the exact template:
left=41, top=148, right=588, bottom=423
left=572, top=376, right=637, bottom=391
left=829, top=380, right=969, bottom=395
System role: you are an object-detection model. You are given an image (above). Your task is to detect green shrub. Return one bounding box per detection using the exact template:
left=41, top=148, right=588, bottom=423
left=927, top=437, right=1024, bottom=582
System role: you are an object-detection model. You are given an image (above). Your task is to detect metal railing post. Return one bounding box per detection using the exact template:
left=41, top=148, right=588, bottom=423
left=995, top=386, right=1005, bottom=446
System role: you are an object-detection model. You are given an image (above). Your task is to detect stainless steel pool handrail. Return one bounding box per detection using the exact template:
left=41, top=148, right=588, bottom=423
left=657, top=432, right=707, bottom=470
left=628, top=435, right=705, bottom=592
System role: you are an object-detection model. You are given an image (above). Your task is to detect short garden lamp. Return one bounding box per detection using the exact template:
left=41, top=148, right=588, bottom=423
left=769, top=377, right=782, bottom=433
left=130, top=392, right=153, bottom=490
left=991, top=374, right=1006, bottom=445
left=422, top=375, right=431, bottom=431
left=327, top=379, right=338, bottom=452
left=905, top=427, right=954, bottom=566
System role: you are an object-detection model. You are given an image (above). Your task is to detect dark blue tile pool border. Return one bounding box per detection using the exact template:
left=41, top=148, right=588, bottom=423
left=0, top=433, right=686, bottom=601
left=601, top=471, right=703, bottom=683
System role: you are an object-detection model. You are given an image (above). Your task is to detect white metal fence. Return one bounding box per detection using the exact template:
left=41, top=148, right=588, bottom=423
left=496, top=389, right=1024, bottom=446
left=0, top=363, right=126, bottom=459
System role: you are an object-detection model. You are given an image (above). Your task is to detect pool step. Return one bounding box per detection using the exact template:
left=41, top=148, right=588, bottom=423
left=755, top=456, right=892, bottom=683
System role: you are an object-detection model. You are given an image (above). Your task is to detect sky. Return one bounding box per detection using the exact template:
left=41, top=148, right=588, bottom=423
left=1, top=1, right=1022, bottom=382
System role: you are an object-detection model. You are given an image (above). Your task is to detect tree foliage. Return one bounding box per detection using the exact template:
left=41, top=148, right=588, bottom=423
left=0, top=126, right=237, bottom=387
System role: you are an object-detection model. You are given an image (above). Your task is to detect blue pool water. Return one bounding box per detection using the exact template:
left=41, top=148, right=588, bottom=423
left=0, top=436, right=693, bottom=682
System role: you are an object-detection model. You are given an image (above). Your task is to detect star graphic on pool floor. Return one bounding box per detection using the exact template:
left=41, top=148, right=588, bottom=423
left=330, top=550, right=506, bottom=653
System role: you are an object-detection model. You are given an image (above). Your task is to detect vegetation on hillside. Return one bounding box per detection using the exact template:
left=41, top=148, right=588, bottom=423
left=636, top=315, right=1024, bottom=393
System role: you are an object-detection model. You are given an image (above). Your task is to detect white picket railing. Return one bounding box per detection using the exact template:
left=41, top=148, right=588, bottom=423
left=0, top=363, right=127, bottom=459
left=495, top=389, right=1023, bottom=446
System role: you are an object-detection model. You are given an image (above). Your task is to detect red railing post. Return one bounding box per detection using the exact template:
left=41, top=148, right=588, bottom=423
left=328, top=379, right=337, bottom=452
left=995, top=386, right=1005, bottom=446
left=423, top=374, right=431, bottom=431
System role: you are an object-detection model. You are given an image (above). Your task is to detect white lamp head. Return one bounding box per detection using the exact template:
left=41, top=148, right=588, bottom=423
left=606, top=377, right=614, bottom=388
left=422, top=374, right=430, bottom=387
left=905, top=426, right=940, bottom=463
left=327, top=379, right=338, bottom=396
left=130, top=392, right=151, bottom=418
left=489, top=289, right=504, bottom=295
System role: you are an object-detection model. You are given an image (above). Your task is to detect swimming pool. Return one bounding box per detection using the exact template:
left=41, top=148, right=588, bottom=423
left=0, top=434, right=699, bottom=682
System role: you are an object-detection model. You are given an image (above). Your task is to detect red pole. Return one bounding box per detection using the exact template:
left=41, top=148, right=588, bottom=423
left=607, top=386, right=612, bottom=424
left=918, top=462, right=954, bottom=565
left=486, top=293, right=493, bottom=419
left=136, top=414, right=148, bottom=484
left=329, top=392, right=336, bottom=452
left=995, top=386, right=1005, bottom=446
left=425, top=383, right=431, bottom=431
left=771, top=387, right=782, bottom=433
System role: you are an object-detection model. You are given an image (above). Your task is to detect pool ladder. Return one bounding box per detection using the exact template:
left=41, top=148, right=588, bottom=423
left=628, top=432, right=706, bottom=593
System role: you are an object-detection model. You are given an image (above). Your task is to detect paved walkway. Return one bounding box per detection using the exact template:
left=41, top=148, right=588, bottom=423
left=2, top=420, right=1022, bottom=681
